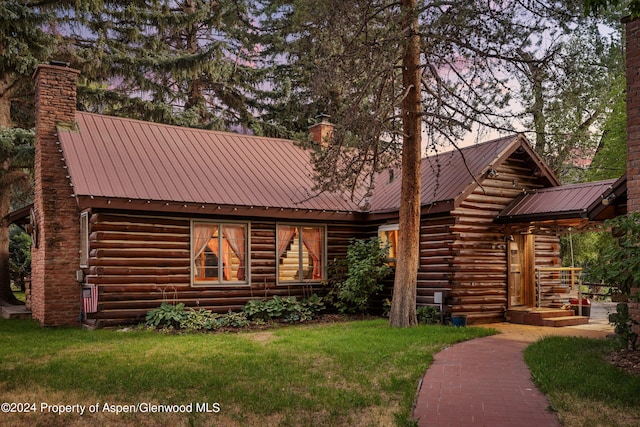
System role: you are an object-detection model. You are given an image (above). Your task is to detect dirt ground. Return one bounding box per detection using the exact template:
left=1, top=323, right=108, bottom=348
left=476, top=302, right=640, bottom=376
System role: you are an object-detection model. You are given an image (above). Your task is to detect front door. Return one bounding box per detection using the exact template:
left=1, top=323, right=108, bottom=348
left=508, top=234, right=535, bottom=308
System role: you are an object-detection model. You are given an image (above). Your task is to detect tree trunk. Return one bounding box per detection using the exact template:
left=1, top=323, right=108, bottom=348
left=0, top=76, right=12, bottom=128
left=389, top=0, right=421, bottom=328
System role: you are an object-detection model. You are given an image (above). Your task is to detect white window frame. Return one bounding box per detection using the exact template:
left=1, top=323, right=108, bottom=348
left=191, top=220, right=250, bottom=286
left=378, top=223, right=399, bottom=265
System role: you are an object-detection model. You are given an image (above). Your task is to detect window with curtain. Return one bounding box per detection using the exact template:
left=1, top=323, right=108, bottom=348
left=378, top=224, right=399, bottom=266
left=192, top=222, right=247, bottom=285
left=79, top=211, right=89, bottom=268
left=277, top=224, right=325, bottom=283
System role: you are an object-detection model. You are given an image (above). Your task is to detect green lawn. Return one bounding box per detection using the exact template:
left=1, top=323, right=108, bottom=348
left=0, top=318, right=493, bottom=426
left=525, top=336, right=640, bottom=427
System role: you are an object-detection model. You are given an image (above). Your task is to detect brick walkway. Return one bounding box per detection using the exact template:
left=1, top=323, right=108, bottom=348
left=412, top=321, right=613, bottom=427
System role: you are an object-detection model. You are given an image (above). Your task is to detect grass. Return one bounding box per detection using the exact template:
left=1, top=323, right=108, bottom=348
left=525, top=336, right=640, bottom=427
left=0, top=318, right=493, bottom=426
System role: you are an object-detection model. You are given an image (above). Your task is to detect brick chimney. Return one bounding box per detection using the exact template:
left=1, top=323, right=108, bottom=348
left=31, top=63, right=82, bottom=326
left=627, top=18, right=640, bottom=212
left=309, top=114, right=335, bottom=148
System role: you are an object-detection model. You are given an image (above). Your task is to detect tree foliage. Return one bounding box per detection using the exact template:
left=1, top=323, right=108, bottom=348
left=257, top=0, right=619, bottom=325
left=590, top=212, right=640, bottom=295
left=0, top=127, right=34, bottom=304
left=0, top=1, right=63, bottom=127
left=64, top=0, right=260, bottom=130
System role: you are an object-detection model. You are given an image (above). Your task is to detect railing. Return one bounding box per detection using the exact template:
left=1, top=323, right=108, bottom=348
left=535, top=267, right=583, bottom=309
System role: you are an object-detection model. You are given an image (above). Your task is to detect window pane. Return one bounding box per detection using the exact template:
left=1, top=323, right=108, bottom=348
left=193, top=224, right=220, bottom=282
left=301, top=226, right=323, bottom=281
left=79, top=213, right=89, bottom=267
left=278, top=226, right=299, bottom=282
left=379, top=228, right=398, bottom=266
left=222, top=224, right=246, bottom=282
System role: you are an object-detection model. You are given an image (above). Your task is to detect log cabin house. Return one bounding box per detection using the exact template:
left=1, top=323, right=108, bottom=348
left=23, top=63, right=626, bottom=327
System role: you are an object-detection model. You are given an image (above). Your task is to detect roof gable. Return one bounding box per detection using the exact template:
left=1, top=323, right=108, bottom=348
left=368, top=134, right=558, bottom=214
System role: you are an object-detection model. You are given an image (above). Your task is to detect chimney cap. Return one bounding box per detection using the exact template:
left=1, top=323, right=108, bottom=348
left=315, top=113, right=331, bottom=124
left=49, top=60, right=70, bottom=67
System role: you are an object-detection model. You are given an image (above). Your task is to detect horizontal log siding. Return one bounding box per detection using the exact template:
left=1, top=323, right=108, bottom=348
left=447, top=156, right=550, bottom=324
left=416, top=215, right=456, bottom=306
left=86, top=212, right=365, bottom=326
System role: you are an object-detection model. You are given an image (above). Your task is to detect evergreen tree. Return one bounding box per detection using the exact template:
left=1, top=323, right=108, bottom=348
left=67, top=0, right=259, bottom=130
left=0, top=1, right=64, bottom=128
left=0, top=128, right=34, bottom=304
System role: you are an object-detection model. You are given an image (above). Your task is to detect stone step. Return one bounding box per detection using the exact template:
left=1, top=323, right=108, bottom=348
left=542, top=316, right=590, bottom=327
left=0, top=304, right=32, bottom=320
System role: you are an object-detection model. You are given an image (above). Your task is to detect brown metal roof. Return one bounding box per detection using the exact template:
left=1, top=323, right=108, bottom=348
left=495, top=179, right=620, bottom=223
left=59, top=112, right=363, bottom=213
left=59, top=114, right=560, bottom=218
left=368, top=134, right=552, bottom=214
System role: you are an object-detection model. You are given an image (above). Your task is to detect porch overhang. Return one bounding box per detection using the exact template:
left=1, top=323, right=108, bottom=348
left=495, top=176, right=627, bottom=234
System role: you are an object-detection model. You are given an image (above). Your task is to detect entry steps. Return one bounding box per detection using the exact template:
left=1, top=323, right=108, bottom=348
left=0, top=304, right=31, bottom=320
left=506, top=308, right=589, bottom=327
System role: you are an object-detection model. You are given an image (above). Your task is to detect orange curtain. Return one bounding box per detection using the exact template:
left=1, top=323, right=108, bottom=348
left=278, top=226, right=297, bottom=258
left=301, top=227, right=322, bottom=280
left=193, top=225, right=217, bottom=278
left=223, top=225, right=246, bottom=281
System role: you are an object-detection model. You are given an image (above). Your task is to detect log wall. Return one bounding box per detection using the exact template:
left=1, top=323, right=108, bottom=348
left=416, top=153, right=558, bottom=324
left=85, top=212, right=367, bottom=326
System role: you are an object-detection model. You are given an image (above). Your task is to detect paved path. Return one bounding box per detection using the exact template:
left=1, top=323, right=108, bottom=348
left=412, top=308, right=614, bottom=427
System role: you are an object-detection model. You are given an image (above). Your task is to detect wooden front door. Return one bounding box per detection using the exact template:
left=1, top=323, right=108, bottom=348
left=508, top=234, right=535, bottom=308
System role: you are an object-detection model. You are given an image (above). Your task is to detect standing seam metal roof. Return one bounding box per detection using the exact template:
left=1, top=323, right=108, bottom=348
left=496, top=179, right=619, bottom=221
left=368, top=135, right=525, bottom=212
left=59, top=114, right=556, bottom=216
left=59, top=112, right=363, bottom=212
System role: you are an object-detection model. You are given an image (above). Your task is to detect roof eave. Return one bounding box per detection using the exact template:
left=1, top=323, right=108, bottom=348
left=75, top=196, right=367, bottom=222
left=495, top=207, right=592, bottom=224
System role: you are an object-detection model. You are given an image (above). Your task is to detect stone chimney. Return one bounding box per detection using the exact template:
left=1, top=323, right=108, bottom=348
left=308, top=114, right=335, bottom=148
left=627, top=18, right=640, bottom=212
left=31, top=63, right=82, bottom=326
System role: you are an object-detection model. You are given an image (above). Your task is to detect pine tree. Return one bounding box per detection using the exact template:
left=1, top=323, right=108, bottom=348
left=0, top=128, right=34, bottom=304
left=67, top=0, right=260, bottom=130
left=0, top=1, right=63, bottom=128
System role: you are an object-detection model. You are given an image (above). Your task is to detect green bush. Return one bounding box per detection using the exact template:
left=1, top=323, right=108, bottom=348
left=590, top=212, right=640, bottom=295
left=416, top=306, right=440, bottom=324
left=334, top=238, right=392, bottom=314
left=179, top=309, right=221, bottom=331
left=609, top=303, right=638, bottom=351
left=146, top=294, right=327, bottom=331
left=145, top=302, right=188, bottom=328
left=242, top=295, right=325, bottom=323
left=217, top=311, right=250, bottom=328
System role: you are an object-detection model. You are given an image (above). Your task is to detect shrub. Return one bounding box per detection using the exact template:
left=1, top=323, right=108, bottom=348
left=218, top=311, right=250, bottom=328
left=301, top=294, right=326, bottom=314
left=145, top=302, right=188, bottom=328
left=609, top=303, right=639, bottom=351
left=416, top=306, right=440, bottom=324
left=242, top=295, right=324, bottom=323
left=591, top=212, right=640, bottom=295
left=334, top=238, right=392, bottom=314
left=146, top=294, right=327, bottom=332
left=179, top=309, right=221, bottom=331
